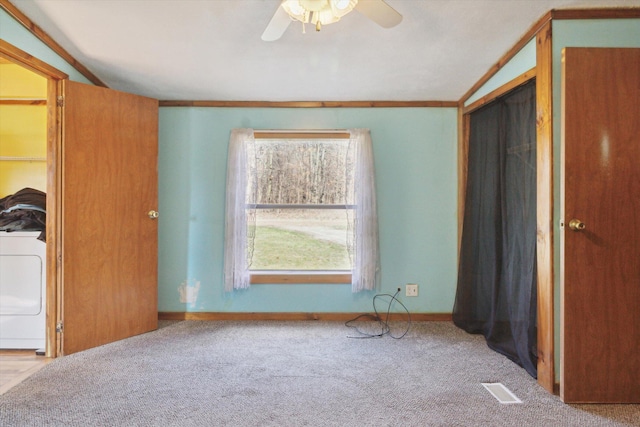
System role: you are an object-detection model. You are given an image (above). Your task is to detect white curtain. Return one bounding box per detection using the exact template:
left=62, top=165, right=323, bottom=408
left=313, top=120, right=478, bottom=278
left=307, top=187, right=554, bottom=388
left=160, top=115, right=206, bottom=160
left=348, top=129, right=381, bottom=292
left=223, top=129, right=255, bottom=291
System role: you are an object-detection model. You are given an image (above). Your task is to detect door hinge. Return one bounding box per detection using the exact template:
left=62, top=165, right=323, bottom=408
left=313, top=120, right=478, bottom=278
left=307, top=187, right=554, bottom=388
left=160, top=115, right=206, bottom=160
left=56, top=321, right=63, bottom=333
left=56, top=96, right=64, bottom=107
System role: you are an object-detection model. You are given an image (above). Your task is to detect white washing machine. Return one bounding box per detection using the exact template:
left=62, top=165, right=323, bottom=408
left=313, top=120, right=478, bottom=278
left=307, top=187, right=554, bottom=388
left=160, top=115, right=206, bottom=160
left=0, top=231, right=46, bottom=349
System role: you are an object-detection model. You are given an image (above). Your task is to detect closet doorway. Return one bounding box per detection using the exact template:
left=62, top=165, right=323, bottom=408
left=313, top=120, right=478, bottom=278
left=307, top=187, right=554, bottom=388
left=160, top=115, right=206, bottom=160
left=454, top=78, right=538, bottom=378
left=0, top=40, right=159, bottom=357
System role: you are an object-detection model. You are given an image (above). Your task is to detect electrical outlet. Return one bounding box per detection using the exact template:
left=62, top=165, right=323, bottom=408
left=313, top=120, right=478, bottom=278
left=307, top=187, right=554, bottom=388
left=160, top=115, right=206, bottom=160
left=406, top=283, right=418, bottom=297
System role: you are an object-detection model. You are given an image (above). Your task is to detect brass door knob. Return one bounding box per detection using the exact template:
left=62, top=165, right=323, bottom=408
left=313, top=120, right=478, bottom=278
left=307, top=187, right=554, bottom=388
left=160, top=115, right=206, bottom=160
left=148, top=210, right=159, bottom=220
left=568, top=219, right=585, bottom=231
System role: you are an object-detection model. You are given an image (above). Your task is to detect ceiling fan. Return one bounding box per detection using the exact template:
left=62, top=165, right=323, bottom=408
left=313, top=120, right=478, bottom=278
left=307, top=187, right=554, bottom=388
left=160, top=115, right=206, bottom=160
left=262, top=0, right=402, bottom=41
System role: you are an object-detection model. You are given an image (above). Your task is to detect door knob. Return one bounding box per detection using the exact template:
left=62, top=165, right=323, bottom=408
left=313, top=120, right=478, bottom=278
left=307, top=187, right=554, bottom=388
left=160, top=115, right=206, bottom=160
left=568, top=219, right=585, bottom=231
left=147, top=210, right=159, bottom=220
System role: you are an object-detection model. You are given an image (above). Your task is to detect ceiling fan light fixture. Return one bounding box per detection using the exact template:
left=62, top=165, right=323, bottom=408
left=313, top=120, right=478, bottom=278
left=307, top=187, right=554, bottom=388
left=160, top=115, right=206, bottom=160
left=263, top=0, right=401, bottom=41
left=282, top=0, right=306, bottom=17
left=281, top=0, right=358, bottom=30
left=332, top=0, right=357, bottom=12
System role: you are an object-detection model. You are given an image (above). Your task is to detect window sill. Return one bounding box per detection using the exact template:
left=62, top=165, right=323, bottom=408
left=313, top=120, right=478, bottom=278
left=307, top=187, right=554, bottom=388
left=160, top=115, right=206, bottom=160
left=250, top=271, right=351, bottom=284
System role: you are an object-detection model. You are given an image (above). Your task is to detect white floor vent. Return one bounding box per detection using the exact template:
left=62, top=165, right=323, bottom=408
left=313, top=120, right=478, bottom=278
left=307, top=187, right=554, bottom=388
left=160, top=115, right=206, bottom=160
left=482, top=383, right=522, bottom=404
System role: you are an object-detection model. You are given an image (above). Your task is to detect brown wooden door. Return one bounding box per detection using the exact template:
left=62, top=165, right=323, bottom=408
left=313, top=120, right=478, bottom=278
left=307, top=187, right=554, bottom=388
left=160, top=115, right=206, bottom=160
left=561, top=47, right=640, bottom=403
left=60, top=80, right=158, bottom=355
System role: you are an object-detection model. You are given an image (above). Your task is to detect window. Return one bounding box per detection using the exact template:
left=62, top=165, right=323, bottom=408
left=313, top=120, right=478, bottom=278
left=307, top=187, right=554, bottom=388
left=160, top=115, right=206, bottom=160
left=250, top=134, right=352, bottom=273
left=224, top=129, right=380, bottom=292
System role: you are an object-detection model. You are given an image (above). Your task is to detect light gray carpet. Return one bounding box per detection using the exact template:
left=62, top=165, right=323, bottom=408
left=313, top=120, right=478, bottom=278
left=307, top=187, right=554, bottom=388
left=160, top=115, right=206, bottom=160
left=1, top=321, right=638, bottom=426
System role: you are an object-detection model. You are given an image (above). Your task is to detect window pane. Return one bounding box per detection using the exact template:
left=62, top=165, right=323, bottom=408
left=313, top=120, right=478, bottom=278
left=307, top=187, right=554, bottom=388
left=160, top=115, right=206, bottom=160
left=250, top=208, right=352, bottom=271
left=247, top=137, right=355, bottom=272
left=250, top=138, right=354, bottom=206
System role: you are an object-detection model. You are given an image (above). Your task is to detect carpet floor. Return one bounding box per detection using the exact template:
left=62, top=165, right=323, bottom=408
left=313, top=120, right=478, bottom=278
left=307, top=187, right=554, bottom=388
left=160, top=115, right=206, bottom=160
left=1, top=321, right=638, bottom=426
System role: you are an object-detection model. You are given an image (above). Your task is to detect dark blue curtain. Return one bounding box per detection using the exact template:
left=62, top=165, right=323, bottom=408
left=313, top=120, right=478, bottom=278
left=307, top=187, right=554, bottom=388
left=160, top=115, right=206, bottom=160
left=453, top=80, right=538, bottom=378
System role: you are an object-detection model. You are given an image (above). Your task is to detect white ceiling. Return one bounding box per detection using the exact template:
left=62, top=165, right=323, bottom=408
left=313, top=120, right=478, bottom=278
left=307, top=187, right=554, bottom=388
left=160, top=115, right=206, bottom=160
left=10, top=0, right=640, bottom=101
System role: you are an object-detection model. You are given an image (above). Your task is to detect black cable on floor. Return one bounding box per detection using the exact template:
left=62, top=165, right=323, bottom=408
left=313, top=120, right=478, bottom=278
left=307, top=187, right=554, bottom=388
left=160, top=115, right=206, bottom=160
left=345, top=289, right=411, bottom=339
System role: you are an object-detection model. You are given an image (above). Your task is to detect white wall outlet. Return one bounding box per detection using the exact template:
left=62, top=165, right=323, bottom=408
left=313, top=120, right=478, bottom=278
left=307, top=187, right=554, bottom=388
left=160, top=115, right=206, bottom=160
left=406, top=283, right=418, bottom=297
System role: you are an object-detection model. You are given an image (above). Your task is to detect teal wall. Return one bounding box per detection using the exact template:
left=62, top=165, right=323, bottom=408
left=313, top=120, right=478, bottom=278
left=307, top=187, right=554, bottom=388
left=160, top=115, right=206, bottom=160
left=158, top=107, right=459, bottom=313
left=551, top=18, right=640, bottom=377
left=0, top=8, right=92, bottom=84
left=465, top=38, right=536, bottom=106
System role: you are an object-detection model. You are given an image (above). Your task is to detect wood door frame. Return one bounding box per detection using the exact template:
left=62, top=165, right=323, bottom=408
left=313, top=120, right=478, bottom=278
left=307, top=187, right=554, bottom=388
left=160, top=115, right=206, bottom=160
left=457, top=18, right=556, bottom=394
left=0, top=39, right=67, bottom=358
left=534, top=20, right=554, bottom=394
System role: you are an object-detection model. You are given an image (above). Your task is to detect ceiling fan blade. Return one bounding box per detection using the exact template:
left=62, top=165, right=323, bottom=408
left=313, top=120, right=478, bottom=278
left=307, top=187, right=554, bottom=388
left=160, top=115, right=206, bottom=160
left=354, top=0, right=402, bottom=28
left=262, top=2, right=292, bottom=41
